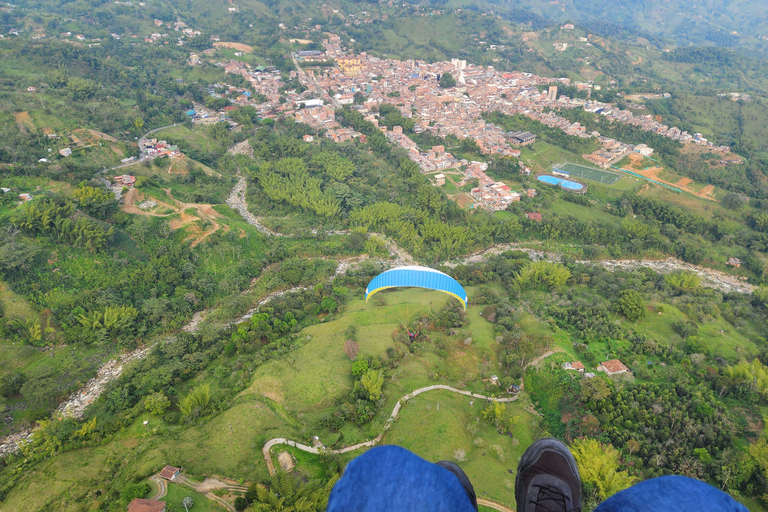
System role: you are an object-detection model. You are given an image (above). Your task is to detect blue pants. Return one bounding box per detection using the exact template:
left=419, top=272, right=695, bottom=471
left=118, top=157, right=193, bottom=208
left=327, top=446, right=748, bottom=512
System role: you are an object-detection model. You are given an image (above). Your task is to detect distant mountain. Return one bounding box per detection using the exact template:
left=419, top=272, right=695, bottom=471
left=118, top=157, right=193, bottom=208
left=481, top=0, right=768, bottom=50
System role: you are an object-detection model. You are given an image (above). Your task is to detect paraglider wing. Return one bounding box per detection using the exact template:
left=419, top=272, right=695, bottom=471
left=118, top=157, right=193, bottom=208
left=364, top=266, right=468, bottom=310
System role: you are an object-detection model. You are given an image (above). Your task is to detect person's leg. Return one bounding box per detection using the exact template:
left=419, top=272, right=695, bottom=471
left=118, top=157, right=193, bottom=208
left=327, top=445, right=478, bottom=512
left=594, top=475, right=748, bottom=512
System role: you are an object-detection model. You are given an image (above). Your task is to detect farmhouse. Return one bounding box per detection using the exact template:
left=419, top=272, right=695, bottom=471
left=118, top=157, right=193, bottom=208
left=563, top=361, right=585, bottom=372
left=127, top=499, right=166, bottom=512
left=159, top=465, right=180, bottom=480
left=597, top=359, right=629, bottom=375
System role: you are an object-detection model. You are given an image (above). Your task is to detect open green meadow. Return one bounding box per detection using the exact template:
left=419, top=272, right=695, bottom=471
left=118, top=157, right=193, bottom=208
left=383, top=389, right=537, bottom=506
left=162, top=483, right=220, bottom=512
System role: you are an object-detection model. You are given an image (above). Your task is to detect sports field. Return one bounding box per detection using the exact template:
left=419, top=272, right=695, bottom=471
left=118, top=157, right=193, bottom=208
left=553, top=162, right=622, bottom=185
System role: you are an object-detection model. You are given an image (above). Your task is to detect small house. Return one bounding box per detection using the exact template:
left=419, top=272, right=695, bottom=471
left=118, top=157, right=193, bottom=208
left=19, top=193, right=33, bottom=202
left=303, top=135, right=314, bottom=142
left=727, top=258, right=741, bottom=268
left=115, top=175, right=136, bottom=186
left=563, top=361, right=585, bottom=372
left=59, top=148, right=73, bottom=157
left=27, top=86, right=37, bottom=93
left=159, top=465, right=180, bottom=481
left=127, top=499, right=166, bottom=512
left=597, top=359, right=629, bottom=376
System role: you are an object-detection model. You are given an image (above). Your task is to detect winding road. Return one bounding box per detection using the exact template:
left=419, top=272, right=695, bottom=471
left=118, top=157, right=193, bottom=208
left=1, top=133, right=756, bottom=458
left=261, top=350, right=563, bottom=476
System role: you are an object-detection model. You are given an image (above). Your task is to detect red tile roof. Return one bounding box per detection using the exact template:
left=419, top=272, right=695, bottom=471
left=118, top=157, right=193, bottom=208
left=571, top=361, right=585, bottom=370
left=600, top=359, right=629, bottom=374
left=159, top=465, right=179, bottom=480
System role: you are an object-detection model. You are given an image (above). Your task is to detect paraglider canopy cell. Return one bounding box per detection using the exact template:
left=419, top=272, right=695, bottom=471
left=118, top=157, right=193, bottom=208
left=364, top=266, right=468, bottom=310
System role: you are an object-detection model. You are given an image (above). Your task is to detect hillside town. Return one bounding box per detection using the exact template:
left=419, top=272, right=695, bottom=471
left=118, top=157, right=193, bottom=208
left=189, top=32, right=733, bottom=208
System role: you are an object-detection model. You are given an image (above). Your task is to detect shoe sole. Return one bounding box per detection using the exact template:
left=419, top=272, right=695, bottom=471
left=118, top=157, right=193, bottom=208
left=515, top=437, right=580, bottom=496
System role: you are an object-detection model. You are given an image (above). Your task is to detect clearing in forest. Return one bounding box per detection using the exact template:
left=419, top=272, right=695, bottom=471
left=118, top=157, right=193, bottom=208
left=213, top=42, right=253, bottom=52
left=13, top=112, right=36, bottom=132
left=122, top=188, right=228, bottom=246
left=623, top=153, right=717, bottom=200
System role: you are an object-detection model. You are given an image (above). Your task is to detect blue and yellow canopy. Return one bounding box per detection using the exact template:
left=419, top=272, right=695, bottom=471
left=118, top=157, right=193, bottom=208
left=365, top=266, right=468, bottom=310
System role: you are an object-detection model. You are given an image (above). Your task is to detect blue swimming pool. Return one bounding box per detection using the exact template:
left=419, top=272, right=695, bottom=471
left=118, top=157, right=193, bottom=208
left=537, top=174, right=585, bottom=190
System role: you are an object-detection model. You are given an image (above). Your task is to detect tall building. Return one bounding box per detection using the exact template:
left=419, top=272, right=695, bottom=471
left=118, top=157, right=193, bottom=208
left=547, top=85, right=558, bottom=101
left=451, top=58, right=467, bottom=70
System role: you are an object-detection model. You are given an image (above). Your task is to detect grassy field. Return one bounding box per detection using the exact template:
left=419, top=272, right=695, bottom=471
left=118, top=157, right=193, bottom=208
left=0, top=280, right=39, bottom=321
left=162, top=483, right=221, bottom=512
left=383, top=388, right=536, bottom=506
left=245, top=289, right=449, bottom=413
left=548, top=200, right=624, bottom=226
left=521, top=141, right=594, bottom=174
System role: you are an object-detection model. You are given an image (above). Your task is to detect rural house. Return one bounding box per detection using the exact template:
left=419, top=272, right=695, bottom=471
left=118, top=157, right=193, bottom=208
left=562, top=361, right=585, bottom=372
left=159, top=465, right=180, bottom=480
left=597, top=359, right=629, bottom=375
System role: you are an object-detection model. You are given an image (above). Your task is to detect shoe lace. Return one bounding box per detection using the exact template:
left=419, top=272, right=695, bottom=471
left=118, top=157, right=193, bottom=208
left=528, top=483, right=580, bottom=512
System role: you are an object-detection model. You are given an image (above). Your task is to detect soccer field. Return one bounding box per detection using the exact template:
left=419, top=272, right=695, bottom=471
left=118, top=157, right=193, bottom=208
left=553, top=163, right=622, bottom=185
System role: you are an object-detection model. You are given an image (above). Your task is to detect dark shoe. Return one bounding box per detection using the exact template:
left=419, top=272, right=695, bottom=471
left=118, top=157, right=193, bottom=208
left=436, top=460, right=478, bottom=511
left=515, top=438, right=581, bottom=512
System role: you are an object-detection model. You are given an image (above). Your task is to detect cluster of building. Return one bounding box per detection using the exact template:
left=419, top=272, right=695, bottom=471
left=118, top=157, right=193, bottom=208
left=463, top=161, right=536, bottom=211
left=383, top=128, right=461, bottom=172
left=139, top=138, right=181, bottom=160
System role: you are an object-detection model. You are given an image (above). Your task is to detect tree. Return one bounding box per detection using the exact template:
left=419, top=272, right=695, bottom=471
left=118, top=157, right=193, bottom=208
left=209, top=121, right=230, bottom=143
left=580, top=377, right=612, bottom=402
left=514, top=261, right=571, bottom=291
left=121, top=483, right=149, bottom=503
left=144, top=391, right=170, bottom=415
left=571, top=438, right=637, bottom=502
left=614, top=290, right=646, bottom=322
left=352, top=359, right=369, bottom=378
left=321, top=297, right=338, bottom=313
left=343, top=340, right=359, bottom=361
left=664, top=272, right=701, bottom=292
left=182, top=496, right=194, bottom=512
left=179, top=383, right=212, bottom=419
left=234, top=496, right=248, bottom=511
left=439, top=72, right=456, bottom=88
left=359, top=369, right=384, bottom=401
left=721, top=193, right=744, bottom=210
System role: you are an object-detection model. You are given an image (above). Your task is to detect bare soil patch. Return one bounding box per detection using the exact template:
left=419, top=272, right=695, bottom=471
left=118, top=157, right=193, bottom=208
left=213, top=42, right=253, bottom=52
left=13, top=112, right=35, bottom=132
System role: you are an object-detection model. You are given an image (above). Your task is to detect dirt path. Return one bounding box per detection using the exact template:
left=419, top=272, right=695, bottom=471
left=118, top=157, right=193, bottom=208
left=123, top=188, right=226, bottom=246
left=149, top=476, right=167, bottom=500
left=261, top=350, right=565, bottom=474
left=478, top=498, right=516, bottom=512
